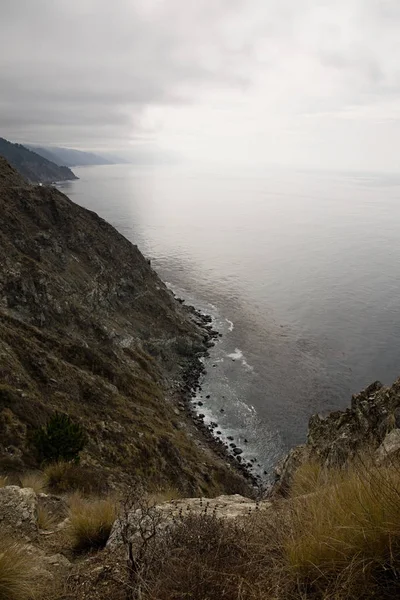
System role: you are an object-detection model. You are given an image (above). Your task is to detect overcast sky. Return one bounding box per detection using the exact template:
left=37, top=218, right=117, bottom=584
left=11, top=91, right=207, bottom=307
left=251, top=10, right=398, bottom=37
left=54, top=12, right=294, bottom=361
left=1, top=0, right=400, bottom=171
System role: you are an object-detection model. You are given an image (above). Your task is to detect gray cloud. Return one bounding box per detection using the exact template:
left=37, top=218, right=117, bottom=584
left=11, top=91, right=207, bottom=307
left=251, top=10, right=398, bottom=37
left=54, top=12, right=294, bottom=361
left=1, top=0, right=400, bottom=169
left=0, top=0, right=254, bottom=147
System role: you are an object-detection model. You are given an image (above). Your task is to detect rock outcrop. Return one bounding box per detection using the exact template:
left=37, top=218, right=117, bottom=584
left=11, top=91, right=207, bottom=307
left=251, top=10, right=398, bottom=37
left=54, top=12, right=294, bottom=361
left=0, top=485, right=38, bottom=536
left=0, top=484, right=71, bottom=592
left=376, top=428, right=400, bottom=463
left=274, top=379, right=400, bottom=495
left=107, top=494, right=271, bottom=549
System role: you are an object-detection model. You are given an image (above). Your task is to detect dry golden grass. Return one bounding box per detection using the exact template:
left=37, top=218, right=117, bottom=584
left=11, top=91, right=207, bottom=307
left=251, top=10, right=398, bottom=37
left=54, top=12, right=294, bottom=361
left=147, top=484, right=182, bottom=506
left=61, top=457, right=400, bottom=600
left=139, top=457, right=400, bottom=600
left=43, top=461, right=106, bottom=495
left=20, top=472, right=46, bottom=494
left=0, top=476, right=8, bottom=488
left=0, top=539, right=36, bottom=600
left=43, top=460, right=68, bottom=484
left=68, top=494, right=118, bottom=552
left=290, top=459, right=329, bottom=497
left=36, top=505, right=57, bottom=531
left=284, top=457, right=400, bottom=598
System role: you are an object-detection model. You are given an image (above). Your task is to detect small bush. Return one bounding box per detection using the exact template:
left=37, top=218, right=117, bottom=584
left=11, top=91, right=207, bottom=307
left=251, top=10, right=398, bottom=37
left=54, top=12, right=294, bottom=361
left=34, top=412, right=86, bottom=464
left=142, top=513, right=271, bottom=600
left=0, top=539, right=36, bottom=600
left=20, top=472, right=46, bottom=494
left=68, top=494, right=118, bottom=552
left=43, top=461, right=106, bottom=494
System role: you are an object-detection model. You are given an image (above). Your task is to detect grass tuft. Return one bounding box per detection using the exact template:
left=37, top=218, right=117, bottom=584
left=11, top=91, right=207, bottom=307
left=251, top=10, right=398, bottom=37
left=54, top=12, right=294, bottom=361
left=0, top=539, right=36, bottom=600
left=43, top=460, right=105, bottom=494
left=285, top=458, right=400, bottom=597
left=68, top=494, right=118, bottom=552
left=36, top=505, right=57, bottom=531
left=147, top=485, right=182, bottom=506
left=20, top=472, right=46, bottom=494
left=43, top=461, right=70, bottom=490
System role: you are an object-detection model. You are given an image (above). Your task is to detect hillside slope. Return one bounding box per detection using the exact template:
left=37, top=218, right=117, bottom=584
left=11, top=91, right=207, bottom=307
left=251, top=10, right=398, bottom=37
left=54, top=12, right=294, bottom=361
left=28, top=145, right=112, bottom=167
left=0, top=158, right=247, bottom=495
left=0, top=137, right=77, bottom=183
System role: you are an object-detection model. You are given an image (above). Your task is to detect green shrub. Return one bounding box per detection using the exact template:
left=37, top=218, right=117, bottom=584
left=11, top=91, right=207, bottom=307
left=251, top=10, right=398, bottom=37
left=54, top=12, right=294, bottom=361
left=34, top=412, right=86, bottom=464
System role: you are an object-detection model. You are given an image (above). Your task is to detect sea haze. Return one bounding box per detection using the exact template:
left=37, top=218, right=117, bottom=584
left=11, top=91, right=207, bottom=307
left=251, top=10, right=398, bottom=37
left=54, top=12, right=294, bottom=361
left=61, top=164, right=400, bottom=478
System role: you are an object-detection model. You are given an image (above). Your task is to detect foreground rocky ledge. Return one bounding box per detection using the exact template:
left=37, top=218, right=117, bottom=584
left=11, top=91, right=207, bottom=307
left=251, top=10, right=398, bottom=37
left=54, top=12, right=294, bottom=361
left=273, top=378, right=400, bottom=495
left=108, top=493, right=271, bottom=549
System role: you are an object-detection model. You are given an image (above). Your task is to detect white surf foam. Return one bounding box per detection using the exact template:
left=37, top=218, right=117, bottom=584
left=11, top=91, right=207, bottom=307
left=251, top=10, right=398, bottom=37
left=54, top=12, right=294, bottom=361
left=228, top=348, right=255, bottom=372
left=242, top=358, right=254, bottom=372
left=228, top=348, right=243, bottom=360
left=226, top=319, right=234, bottom=332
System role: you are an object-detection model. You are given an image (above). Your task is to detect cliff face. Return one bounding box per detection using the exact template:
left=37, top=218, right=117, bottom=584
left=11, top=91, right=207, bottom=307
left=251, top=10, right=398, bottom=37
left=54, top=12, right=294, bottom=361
left=0, top=158, right=247, bottom=495
left=274, top=378, right=400, bottom=495
left=0, top=137, right=77, bottom=183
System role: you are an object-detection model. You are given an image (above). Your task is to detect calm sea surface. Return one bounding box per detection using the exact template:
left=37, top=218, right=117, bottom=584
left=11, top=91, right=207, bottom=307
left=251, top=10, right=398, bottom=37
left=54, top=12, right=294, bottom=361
left=61, top=164, right=400, bottom=477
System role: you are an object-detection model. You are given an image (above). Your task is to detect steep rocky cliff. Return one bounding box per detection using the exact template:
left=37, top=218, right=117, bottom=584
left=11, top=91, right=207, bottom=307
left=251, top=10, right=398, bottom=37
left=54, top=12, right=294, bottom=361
left=274, top=378, right=400, bottom=495
left=0, top=157, right=248, bottom=495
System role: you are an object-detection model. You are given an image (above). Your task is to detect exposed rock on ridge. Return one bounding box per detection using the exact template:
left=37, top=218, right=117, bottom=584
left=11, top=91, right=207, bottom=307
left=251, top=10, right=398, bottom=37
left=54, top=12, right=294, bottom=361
left=274, top=378, right=400, bottom=495
left=0, top=485, right=38, bottom=537
left=108, top=494, right=271, bottom=549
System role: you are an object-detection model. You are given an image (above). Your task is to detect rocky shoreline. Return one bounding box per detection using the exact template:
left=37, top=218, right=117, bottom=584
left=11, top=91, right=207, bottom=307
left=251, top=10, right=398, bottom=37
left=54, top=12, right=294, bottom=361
left=175, top=296, right=259, bottom=488
left=175, top=292, right=400, bottom=498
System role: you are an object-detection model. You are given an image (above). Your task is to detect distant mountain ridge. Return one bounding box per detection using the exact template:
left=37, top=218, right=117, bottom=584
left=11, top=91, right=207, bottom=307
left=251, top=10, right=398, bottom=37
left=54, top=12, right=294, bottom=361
left=27, top=145, right=115, bottom=167
left=0, top=137, right=77, bottom=183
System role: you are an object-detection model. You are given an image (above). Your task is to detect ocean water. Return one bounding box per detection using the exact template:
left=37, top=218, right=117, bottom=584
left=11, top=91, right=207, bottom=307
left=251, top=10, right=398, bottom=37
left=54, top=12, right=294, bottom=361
left=60, top=164, right=400, bottom=478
